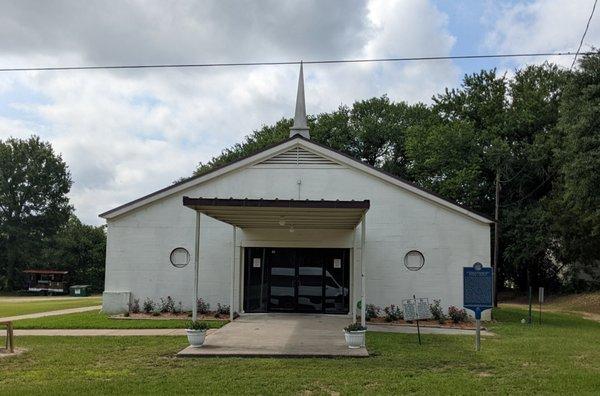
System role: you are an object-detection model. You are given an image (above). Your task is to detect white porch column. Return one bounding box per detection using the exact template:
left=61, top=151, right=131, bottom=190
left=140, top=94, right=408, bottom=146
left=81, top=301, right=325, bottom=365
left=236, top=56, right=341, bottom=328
left=230, top=226, right=237, bottom=321
left=360, top=215, right=366, bottom=327
left=192, top=211, right=201, bottom=321
left=351, top=228, right=357, bottom=323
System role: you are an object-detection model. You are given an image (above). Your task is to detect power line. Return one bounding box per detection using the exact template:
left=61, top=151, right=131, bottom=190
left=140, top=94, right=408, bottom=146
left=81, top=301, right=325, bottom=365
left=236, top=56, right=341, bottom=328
left=571, top=0, right=598, bottom=70
left=0, top=51, right=593, bottom=73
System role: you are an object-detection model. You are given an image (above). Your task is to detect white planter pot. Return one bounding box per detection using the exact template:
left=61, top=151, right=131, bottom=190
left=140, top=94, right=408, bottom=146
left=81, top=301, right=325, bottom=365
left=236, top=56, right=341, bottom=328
left=344, top=330, right=366, bottom=349
left=186, top=329, right=207, bottom=347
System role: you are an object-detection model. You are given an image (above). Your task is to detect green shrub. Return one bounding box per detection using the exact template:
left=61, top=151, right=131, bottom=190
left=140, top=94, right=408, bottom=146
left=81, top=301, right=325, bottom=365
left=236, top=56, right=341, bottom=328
left=173, top=301, right=183, bottom=314
left=215, top=303, right=230, bottom=317
left=196, top=298, right=210, bottom=315
left=130, top=298, right=140, bottom=314
left=186, top=320, right=209, bottom=330
left=344, top=322, right=367, bottom=332
left=142, top=298, right=155, bottom=314
left=159, top=296, right=175, bottom=313
left=383, top=304, right=403, bottom=322
left=365, top=304, right=381, bottom=321
left=430, top=299, right=446, bottom=324
left=448, top=306, right=469, bottom=323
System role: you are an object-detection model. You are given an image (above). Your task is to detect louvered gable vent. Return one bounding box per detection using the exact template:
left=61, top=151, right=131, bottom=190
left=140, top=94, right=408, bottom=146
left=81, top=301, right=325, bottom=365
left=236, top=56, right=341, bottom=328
left=256, top=146, right=340, bottom=167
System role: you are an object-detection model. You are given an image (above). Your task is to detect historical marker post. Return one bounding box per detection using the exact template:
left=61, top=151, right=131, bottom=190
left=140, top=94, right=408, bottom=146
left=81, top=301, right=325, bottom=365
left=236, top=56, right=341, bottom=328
left=538, top=287, right=544, bottom=325
left=403, top=296, right=432, bottom=345
left=463, top=262, right=493, bottom=351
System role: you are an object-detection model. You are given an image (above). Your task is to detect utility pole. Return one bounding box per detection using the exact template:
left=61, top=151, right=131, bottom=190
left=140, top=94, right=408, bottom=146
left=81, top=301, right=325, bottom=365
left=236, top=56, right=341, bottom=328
left=493, top=170, right=500, bottom=307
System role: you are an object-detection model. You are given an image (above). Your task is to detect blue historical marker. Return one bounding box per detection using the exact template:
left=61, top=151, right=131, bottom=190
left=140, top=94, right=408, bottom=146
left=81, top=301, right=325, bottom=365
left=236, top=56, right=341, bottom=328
left=463, top=262, right=493, bottom=351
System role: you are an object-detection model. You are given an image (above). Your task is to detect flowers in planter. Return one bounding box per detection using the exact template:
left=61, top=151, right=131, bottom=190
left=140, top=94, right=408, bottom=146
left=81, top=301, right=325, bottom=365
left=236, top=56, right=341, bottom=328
left=448, top=306, right=469, bottom=323
left=186, top=320, right=210, bottom=331
left=185, top=320, right=210, bottom=347
left=344, top=322, right=367, bottom=332
left=383, top=304, right=403, bottom=322
left=343, top=322, right=367, bottom=349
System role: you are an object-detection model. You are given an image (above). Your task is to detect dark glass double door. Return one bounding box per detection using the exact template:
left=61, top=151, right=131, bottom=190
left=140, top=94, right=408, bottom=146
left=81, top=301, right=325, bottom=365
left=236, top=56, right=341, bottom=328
left=244, top=248, right=349, bottom=314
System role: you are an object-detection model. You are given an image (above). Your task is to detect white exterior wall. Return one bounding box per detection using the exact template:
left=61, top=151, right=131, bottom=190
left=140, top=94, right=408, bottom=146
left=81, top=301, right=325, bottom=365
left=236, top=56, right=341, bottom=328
left=103, top=158, right=491, bottom=318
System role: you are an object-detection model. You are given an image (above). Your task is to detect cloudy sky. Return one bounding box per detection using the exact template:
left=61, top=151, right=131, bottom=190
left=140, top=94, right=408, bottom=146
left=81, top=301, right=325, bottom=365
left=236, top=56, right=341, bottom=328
left=0, top=0, right=598, bottom=225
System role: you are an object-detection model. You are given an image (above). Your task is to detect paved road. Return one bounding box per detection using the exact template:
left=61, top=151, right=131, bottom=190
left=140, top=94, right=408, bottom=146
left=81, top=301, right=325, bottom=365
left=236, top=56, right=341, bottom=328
left=0, top=305, right=102, bottom=322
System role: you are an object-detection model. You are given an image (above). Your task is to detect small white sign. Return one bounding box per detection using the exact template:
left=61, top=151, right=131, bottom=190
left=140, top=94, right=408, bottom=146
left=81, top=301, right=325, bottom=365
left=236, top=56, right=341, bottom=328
left=403, top=299, right=417, bottom=321
left=417, top=298, right=432, bottom=320
left=253, top=258, right=261, bottom=268
left=333, top=259, right=342, bottom=268
left=403, top=298, right=432, bottom=320
left=539, top=287, right=544, bottom=303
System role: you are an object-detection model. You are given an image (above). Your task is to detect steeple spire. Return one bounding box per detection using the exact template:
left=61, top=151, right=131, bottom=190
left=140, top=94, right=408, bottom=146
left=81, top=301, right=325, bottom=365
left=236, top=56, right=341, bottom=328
left=289, top=61, right=310, bottom=139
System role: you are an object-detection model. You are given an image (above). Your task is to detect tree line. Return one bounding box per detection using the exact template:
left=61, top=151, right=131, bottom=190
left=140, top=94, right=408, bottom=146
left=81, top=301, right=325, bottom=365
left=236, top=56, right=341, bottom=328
left=194, top=53, right=600, bottom=293
left=0, top=136, right=106, bottom=292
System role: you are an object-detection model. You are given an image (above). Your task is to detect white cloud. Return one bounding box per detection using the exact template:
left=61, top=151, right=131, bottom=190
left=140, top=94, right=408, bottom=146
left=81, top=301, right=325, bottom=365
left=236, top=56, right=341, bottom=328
left=0, top=0, right=460, bottom=225
left=484, top=0, right=600, bottom=68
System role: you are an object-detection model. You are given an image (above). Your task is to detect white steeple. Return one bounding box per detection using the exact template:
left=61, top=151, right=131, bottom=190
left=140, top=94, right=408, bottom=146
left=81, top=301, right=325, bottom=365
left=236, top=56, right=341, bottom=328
left=289, top=62, right=310, bottom=139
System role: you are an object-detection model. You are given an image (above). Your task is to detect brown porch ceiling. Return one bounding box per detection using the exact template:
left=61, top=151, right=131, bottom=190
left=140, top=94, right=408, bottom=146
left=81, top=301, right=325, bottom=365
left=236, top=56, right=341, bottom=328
left=182, top=197, right=369, bottom=229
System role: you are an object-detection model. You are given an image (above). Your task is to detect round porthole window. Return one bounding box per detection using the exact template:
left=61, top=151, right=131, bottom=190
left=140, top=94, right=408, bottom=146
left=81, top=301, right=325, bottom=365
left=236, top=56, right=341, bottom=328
left=170, top=247, right=190, bottom=268
left=404, top=250, right=425, bottom=271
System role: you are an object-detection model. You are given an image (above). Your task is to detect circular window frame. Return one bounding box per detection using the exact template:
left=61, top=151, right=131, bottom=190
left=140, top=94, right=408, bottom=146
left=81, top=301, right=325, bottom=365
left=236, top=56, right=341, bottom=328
left=169, top=247, right=190, bottom=268
left=404, top=250, right=425, bottom=271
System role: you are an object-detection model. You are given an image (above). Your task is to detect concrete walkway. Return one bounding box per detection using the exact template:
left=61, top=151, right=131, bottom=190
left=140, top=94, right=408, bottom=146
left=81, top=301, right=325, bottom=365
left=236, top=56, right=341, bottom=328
left=0, top=305, right=102, bottom=322
left=178, top=314, right=368, bottom=358
left=0, top=296, right=100, bottom=302
left=14, top=328, right=192, bottom=336
left=368, top=323, right=495, bottom=336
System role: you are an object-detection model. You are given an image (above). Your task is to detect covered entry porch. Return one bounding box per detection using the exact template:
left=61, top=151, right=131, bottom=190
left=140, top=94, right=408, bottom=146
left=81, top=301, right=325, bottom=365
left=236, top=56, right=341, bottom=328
left=183, top=197, right=370, bottom=326
left=178, top=313, right=369, bottom=357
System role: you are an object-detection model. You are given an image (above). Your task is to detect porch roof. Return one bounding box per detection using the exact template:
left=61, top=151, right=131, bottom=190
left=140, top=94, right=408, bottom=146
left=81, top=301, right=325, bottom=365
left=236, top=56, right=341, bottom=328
left=182, top=197, right=369, bottom=229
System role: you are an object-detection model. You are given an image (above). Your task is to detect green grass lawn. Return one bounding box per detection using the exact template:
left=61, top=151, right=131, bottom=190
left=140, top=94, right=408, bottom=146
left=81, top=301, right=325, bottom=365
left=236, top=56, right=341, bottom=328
left=0, top=296, right=102, bottom=317
left=12, top=310, right=226, bottom=329
left=1, top=307, right=599, bottom=394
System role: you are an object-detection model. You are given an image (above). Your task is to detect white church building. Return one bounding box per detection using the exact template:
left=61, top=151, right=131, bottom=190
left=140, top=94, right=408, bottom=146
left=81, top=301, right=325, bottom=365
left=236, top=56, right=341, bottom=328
left=100, top=65, right=493, bottom=324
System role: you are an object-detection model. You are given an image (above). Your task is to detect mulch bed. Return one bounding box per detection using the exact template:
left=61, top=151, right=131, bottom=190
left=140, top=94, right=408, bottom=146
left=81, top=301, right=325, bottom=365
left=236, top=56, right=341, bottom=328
left=366, top=317, right=479, bottom=330
left=111, top=312, right=229, bottom=321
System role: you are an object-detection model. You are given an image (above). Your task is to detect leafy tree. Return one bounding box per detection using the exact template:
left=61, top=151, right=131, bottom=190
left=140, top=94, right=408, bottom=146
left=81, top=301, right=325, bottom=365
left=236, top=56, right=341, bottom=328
left=43, top=216, right=106, bottom=292
left=549, top=53, right=600, bottom=288
left=405, top=118, right=486, bottom=206
left=416, top=65, right=568, bottom=291
left=0, top=136, right=72, bottom=290
left=500, top=64, right=566, bottom=290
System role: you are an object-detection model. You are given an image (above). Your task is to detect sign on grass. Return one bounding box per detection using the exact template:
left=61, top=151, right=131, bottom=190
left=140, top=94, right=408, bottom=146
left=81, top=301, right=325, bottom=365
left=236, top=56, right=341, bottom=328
left=416, top=298, right=432, bottom=320
left=402, top=298, right=431, bottom=321
left=463, top=262, right=493, bottom=319
left=403, top=299, right=417, bottom=321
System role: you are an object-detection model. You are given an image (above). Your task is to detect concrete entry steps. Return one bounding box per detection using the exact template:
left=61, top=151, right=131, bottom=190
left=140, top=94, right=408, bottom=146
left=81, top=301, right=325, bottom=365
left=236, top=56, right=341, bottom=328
left=177, top=313, right=369, bottom=358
